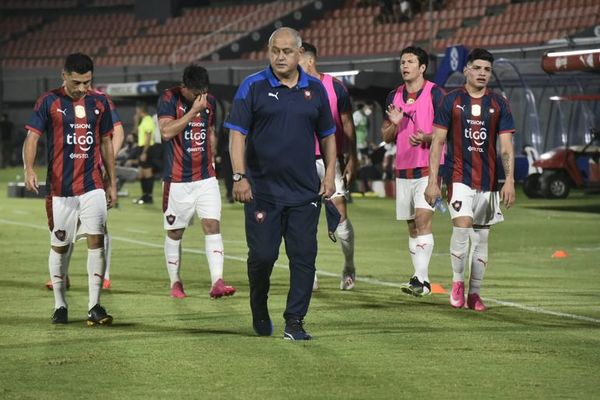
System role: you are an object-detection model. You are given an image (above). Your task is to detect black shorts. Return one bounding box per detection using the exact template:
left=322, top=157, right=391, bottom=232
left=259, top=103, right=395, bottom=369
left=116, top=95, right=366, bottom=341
left=136, top=144, right=162, bottom=172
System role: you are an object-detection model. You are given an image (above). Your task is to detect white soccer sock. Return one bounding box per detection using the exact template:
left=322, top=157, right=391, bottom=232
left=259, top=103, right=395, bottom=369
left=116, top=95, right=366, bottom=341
left=87, top=248, right=105, bottom=310
left=408, top=236, right=418, bottom=274
left=336, top=219, right=355, bottom=274
left=450, top=227, right=472, bottom=282
left=469, top=228, right=490, bottom=295
left=164, top=236, right=182, bottom=287
left=49, top=248, right=69, bottom=309
left=104, top=234, right=112, bottom=280
left=205, top=234, right=224, bottom=285
left=414, top=234, right=434, bottom=283
left=64, top=242, right=73, bottom=280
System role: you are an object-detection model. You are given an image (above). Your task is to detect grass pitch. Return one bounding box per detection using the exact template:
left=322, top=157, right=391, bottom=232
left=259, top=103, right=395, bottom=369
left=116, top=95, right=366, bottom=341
left=0, top=167, right=599, bottom=399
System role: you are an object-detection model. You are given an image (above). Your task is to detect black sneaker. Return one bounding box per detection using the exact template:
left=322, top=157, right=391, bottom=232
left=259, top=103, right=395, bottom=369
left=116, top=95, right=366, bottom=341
left=400, top=276, right=431, bottom=297
left=86, top=304, right=113, bottom=326
left=52, top=307, right=68, bottom=324
left=283, top=319, right=312, bottom=341
left=250, top=296, right=271, bottom=336
left=253, top=318, right=273, bottom=336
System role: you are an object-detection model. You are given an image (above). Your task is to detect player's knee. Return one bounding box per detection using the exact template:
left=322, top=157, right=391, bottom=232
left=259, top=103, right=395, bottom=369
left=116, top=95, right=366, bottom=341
left=52, top=244, right=70, bottom=254
left=167, top=229, right=184, bottom=241
left=414, top=213, right=432, bottom=234
left=248, top=248, right=279, bottom=269
left=87, top=234, right=105, bottom=249
left=201, top=218, right=220, bottom=235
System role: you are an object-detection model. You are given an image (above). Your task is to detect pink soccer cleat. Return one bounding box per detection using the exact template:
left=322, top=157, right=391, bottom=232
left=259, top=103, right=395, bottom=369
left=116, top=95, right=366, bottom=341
left=209, top=279, right=236, bottom=298
left=102, top=279, right=111, bottom=290
left=170, top=281, right=187, bottom=298
left=450, top=281, right=465, bottom=308
left=467, top=293, right=487, bottom=312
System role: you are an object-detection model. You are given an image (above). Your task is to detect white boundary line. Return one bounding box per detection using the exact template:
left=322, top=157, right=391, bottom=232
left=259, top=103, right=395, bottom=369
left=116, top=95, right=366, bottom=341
left=2, top=218, right=600, bottom=325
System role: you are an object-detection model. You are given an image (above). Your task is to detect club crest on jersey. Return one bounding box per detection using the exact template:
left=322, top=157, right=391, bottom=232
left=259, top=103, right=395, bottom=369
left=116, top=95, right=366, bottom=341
left=406, top=98, right=415, bottom=104
left=452, top=200, right=462, bottom=212
left=166, top=214, right=176, bottom=225
left=54, top=230, right=66, bottom=241
left=255, top=211, right=266, bottom=224
left=471, top=104, right=481, bottom=117
left=304, top=90, right=312, bottom=100
left=75, top=105, right=86, bottom=119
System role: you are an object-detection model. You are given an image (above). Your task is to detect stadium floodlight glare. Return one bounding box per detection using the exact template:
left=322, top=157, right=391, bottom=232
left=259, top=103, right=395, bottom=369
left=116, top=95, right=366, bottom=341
left=546, top=48, right=600, bottom=57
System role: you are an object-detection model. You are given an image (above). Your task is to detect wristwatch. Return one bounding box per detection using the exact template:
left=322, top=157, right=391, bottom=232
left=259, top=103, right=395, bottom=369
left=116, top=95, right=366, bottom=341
left=232, top=173, right=246, bottom=182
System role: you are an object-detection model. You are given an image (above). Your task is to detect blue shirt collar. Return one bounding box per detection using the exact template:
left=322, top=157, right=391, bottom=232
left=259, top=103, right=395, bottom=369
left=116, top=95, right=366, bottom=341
left=266, top=65, right=309, bottom=89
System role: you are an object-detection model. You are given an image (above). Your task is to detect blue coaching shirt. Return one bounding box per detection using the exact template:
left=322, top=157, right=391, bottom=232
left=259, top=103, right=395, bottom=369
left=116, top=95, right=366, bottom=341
left=224, top=66, right=335, bottom=206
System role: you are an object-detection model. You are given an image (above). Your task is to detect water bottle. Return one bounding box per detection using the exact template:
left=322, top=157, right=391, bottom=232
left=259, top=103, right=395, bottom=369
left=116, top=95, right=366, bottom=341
left=434, top=197, right=447, bottom=213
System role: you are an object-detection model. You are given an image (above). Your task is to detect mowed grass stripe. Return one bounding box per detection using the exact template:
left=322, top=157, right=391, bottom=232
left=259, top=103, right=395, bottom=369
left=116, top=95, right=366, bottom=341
left=3, top=216, right=599, bottom=326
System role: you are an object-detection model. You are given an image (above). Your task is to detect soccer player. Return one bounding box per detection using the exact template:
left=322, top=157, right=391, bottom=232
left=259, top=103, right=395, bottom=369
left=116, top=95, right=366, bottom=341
left=381, top=46, right=446, bottom=297
left=23, top=53, right=116, bottom=325
left=225, top=27, right=336, bottom=340
left=45, top=88, right=123, bottom=291
left=157, top=64, right=236, bottom=299
left=299, top=42, right=358, bottom=291
left=425, top=48, right=516, bottom=311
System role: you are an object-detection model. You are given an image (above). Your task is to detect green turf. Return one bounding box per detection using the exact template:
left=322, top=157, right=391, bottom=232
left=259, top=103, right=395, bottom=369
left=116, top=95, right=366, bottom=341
left=1, top=166, right=599, bottom=399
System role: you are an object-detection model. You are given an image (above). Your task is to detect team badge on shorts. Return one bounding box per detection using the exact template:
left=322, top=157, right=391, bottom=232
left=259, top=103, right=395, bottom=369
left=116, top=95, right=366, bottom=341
left=166, top=214, right=176, bottom=225
left=54, top=230, right=66, bottom=241
left=255, top=211, right=266, bottom=224
left=452, top=200, right=462, bottom=212
left=304, top=90, right=312, bottom=100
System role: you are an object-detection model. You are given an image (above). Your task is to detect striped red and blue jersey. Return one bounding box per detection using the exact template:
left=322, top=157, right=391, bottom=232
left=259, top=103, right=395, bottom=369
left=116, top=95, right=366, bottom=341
left=94, top=89, right=122, bottom=128
left=157, top=87, right=216, bottom=183
left=433, top=87, right=515, bottom=192
left=25, top=87, right=114, bottom=197
left=93, top=89, right=121, bottom=174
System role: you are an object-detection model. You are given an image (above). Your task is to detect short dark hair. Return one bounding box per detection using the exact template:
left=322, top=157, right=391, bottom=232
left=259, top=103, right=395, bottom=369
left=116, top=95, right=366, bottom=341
left=302, top=42, right=318, bottom=58
left=182, top=64, right=210, bottom=91
left=467, top=48, right=494, bottom=65
left=64, top=53, right=94, bottom=74
left=400, top=46, right=429, bottom=70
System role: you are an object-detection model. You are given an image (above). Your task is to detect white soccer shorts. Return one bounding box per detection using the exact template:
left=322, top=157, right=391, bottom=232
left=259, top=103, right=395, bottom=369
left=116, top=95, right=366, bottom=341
left=316, top=158, right=346, bottom=199
left=395, top=176, right=435, bottom=220
left=163, top=177, right=222, bottom=230
left=47, top=189, right=107, bottom=247
left=448, top=182, right=504, bottom=226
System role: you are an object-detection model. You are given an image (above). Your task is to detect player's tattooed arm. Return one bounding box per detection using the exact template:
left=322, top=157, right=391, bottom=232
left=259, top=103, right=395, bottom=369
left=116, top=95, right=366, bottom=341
left=499, top=133, right=515, bottom=208
left=501, top=151, right=513, bottom=179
